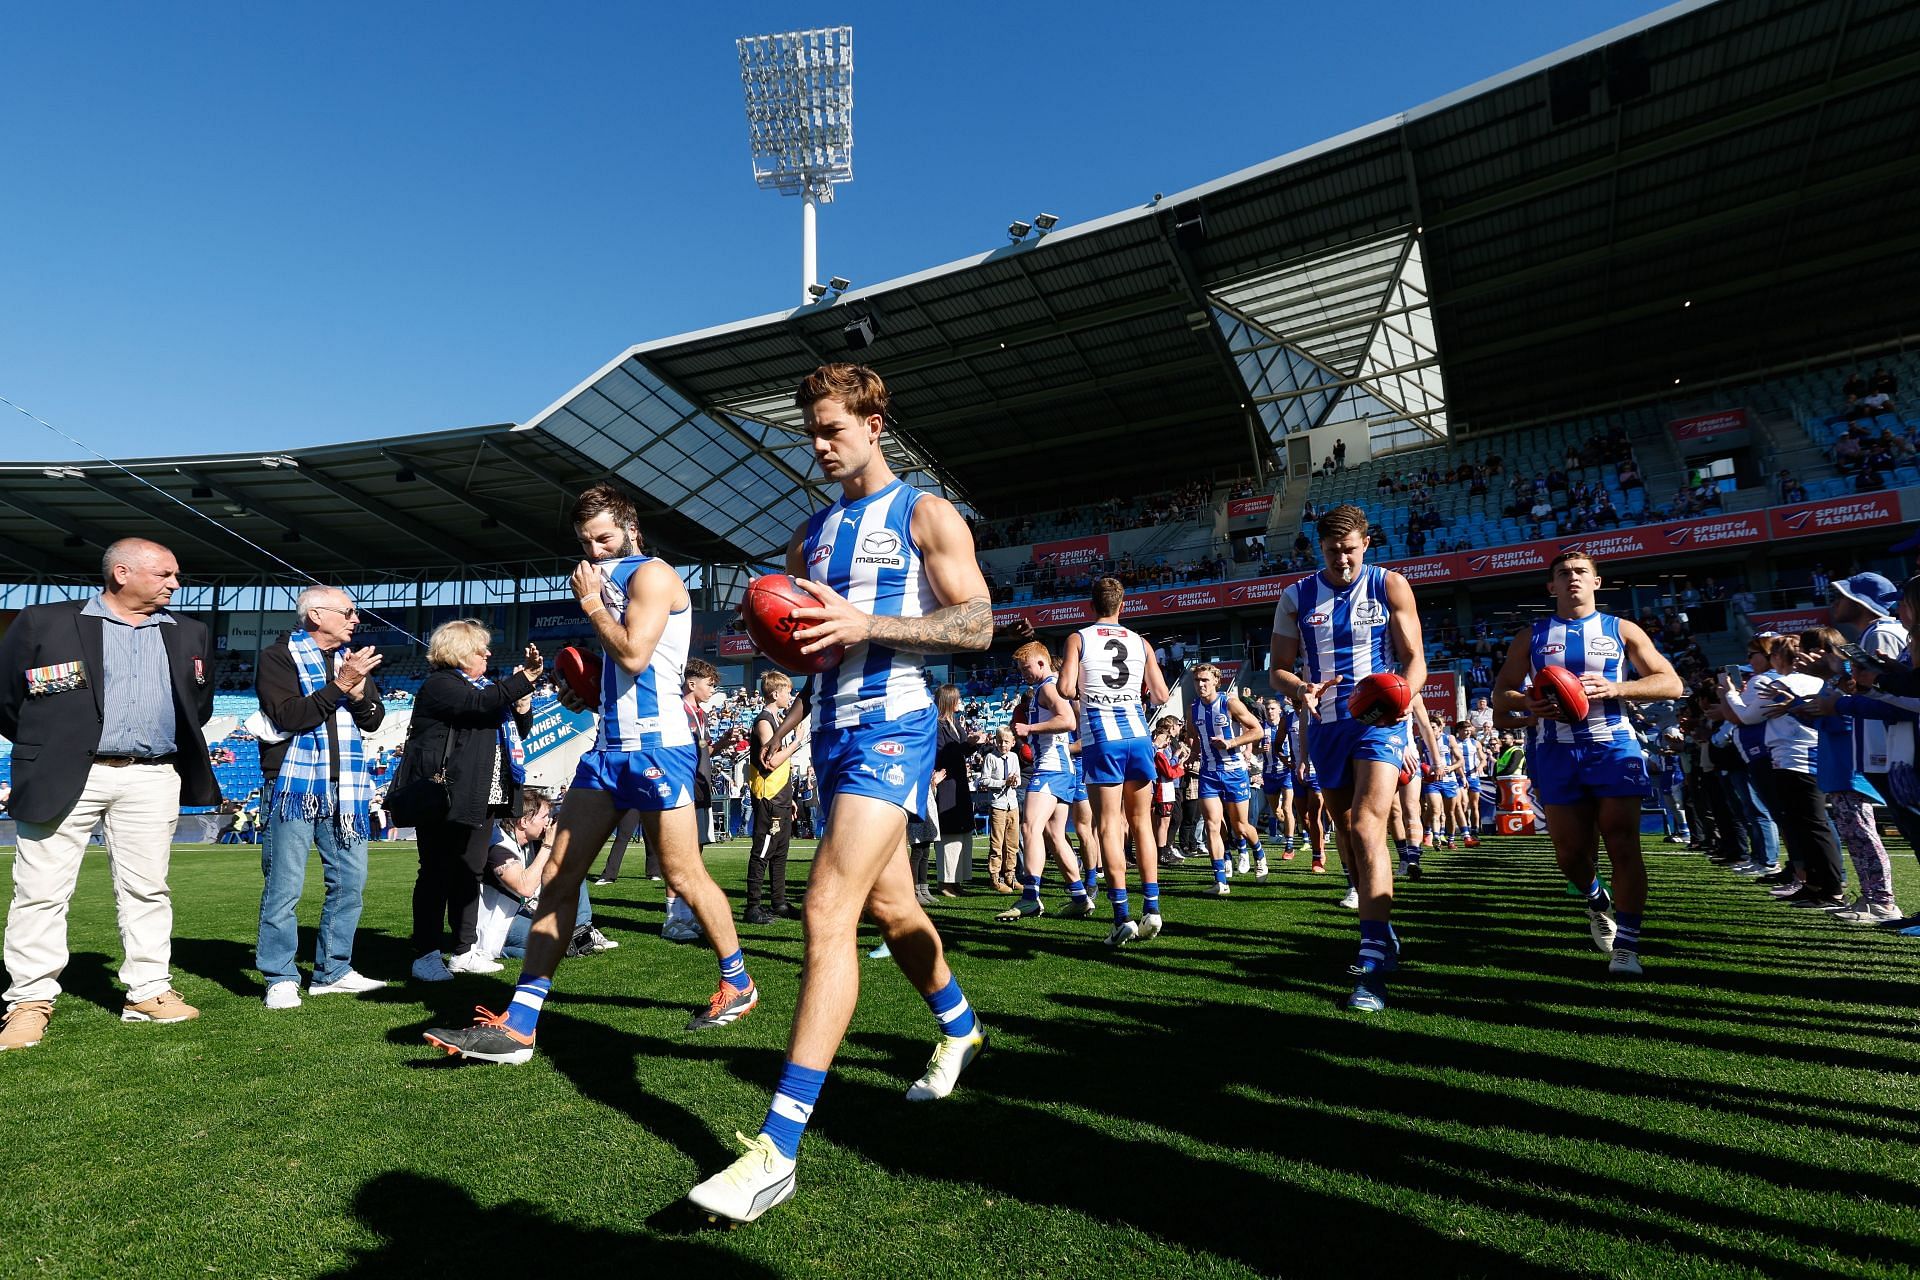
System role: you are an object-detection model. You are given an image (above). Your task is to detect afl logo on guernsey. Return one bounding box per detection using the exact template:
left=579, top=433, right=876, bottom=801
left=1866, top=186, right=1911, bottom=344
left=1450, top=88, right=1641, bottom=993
left=1540, top=643, right=1565, bottom=656
left=1305, top=612, right=1331, bottom=626
left=1351, top=600, right=1387, bottom=627
left=808, top=544, right=833, bottom=565
left=874, top=740, right=905, bottom=756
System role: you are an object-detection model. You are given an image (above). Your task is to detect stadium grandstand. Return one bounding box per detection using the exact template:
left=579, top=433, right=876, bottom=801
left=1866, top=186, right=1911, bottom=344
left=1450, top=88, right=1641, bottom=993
left=3, top=0, right=1918, bottom=800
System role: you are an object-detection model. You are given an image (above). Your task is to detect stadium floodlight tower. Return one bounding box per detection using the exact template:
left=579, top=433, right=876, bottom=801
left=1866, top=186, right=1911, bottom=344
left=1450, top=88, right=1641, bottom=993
left=736, top=26, right=855, bottom=307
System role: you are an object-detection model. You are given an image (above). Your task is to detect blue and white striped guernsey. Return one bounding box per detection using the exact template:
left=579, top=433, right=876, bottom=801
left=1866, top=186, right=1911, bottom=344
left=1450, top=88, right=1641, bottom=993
left=1025, top=676, right=1074, bottom=774
left=1529, top=611, right=1633, bottom=747
left=1192, top=692, right=1247, bottom=775
left=595, top=556, right=695, bottom=751
left=1262, top=717, right=1290, bottom=774
left=1073, top=622, right=1150, bottom=745
left=801, top=480, right=939, bottom=730
left=1274, top=564, right=1397, bottom=727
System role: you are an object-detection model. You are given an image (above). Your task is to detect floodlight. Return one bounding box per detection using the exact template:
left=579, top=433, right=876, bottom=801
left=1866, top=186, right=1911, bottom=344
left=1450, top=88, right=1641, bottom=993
left=828, top=276, right=851, bottom=292
left=1034, top=213, right=1059, bottom=231
left=737, top=27, right=855, bottom=306
left=1008, top=220, right=1031, bottom=241
left=807, top=282, right=830, bottom=301
left=260, top=455, right=298, bottom=469
left=844, top=310, right=879, bottom=351
left=41, top=466, right=83, bottom=479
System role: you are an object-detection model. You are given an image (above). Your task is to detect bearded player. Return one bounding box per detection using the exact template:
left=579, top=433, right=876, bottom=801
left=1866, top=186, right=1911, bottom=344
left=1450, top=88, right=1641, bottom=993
left=688, top=363, right=992, bottom=1225
left=1269, top=504, right=1429, bottom=1012
left=1492, top=550, right=1680, bottom=978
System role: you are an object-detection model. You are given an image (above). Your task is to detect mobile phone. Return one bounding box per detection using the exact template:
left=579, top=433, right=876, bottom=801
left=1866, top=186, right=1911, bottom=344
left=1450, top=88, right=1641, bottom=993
left=1722, top=664, right=1747, bottom=681
left=1836, top=640, right=1897, bottom=671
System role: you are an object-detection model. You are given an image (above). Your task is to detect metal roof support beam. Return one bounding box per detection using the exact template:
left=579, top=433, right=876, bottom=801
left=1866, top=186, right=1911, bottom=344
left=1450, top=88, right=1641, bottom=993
left=71, top=476, right=291, bottom=576
left=0, top=491, right=117, bottom=550
left=381, top=452, right=558, bottom=557
left=292, top=466, right=475, bottom=566
left=942, top=404, right=1243, bottom=467
left=1156, top=218, right=1278, bottom=481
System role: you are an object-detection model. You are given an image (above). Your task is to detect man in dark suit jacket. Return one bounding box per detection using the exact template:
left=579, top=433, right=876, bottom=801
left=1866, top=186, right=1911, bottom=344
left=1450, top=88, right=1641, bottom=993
left=0, top=538, right=219, bottom=1052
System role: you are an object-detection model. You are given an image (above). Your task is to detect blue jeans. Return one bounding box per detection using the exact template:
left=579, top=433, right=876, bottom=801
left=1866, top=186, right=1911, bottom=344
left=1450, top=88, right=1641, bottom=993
left=1729, top=764, right=1782, bottom=869
left=256, top=807, right=370, bottom=986
left=502, top=883, right=591, bottom=959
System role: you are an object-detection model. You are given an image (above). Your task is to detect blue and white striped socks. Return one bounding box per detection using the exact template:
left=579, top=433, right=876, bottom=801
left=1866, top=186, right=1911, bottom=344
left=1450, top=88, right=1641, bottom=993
left=924, top=975, right=977, bottom=1039
left=503, top=974, right=552, bottom=1036
left=1614, top=911, right=1642, bottom=955
left=761, top=1061, right=827, bottom=1159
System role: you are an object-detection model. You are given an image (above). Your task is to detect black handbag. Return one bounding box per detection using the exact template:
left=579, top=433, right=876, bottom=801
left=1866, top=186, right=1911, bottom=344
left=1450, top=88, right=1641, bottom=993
left=384, top=721, right=454, bottom=827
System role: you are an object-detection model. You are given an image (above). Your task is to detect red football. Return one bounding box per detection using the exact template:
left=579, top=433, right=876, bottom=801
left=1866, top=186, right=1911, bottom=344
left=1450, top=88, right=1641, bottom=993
left=743, top=574, right=845, bottom=675
left=556, top=645, right=600, bottom=706
left=1532, top=664, right=1591, bottom=723
left=1348, top=672, right=1412, bottom=726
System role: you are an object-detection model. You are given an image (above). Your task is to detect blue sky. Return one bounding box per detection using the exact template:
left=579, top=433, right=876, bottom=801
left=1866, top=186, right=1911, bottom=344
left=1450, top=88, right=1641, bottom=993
left=3, top=1, right=1657, bottom=462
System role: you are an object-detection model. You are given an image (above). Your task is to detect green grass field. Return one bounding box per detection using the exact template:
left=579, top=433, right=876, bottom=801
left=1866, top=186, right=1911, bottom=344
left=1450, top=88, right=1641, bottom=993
left=2, top=831, right=1918, bottom=1278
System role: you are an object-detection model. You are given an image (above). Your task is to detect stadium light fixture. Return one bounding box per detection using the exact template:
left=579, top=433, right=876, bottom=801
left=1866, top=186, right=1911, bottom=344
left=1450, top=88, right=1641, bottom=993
left=807, top=282, right=830, bottom=301
left=737, top=26, right=855, bottom=307
left=41, top=466, right=83, bottom=480
left=1008, top=220, right=1031, bottom=241
left=1033, top=212, right=1059, bottom=231
left=260, top=455, right=298, bottom=469
left=827, top=276, right=851, bottom=292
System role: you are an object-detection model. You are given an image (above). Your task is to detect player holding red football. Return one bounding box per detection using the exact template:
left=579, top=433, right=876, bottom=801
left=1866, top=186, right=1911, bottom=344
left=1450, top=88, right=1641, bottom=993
left=689, top=363, right=993, bottom=1225
left=1269, top=504, right=1432, bottom=1011
left=423, top=484, right=757, bottom=1066
left=1492, top=551, right=1681, bottom=977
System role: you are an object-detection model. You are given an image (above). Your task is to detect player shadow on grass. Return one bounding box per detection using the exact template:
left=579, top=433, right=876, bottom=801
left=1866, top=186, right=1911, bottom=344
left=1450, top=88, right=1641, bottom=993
left=320, top=1171, right=776, bottom=1278
left=386, top=1006, right=777, bottom=1171
left=817, top=999, right=1913, bottom=1277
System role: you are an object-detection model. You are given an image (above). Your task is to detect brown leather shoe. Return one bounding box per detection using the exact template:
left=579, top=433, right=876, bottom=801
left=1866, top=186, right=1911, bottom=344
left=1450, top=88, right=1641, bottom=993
left=994, top=880, right=1017, bottom=894
left=121, top=990, right=200, bottom=1024
left=0, top=1001, right=53, bottom=1052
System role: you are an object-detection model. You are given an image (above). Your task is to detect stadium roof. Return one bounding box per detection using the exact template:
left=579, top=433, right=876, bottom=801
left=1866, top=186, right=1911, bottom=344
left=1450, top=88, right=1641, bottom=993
left=9, top=0, right=1918, bottom=581
left=0, top=423, right=745, bottom=582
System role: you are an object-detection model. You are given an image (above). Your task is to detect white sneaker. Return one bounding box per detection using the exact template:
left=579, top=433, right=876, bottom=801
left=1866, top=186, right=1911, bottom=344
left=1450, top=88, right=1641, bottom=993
left=591, top=877, right=615, bottom=886
left=1831, top=904, right=1882, bottom=924
left=446, top=949, right=504, bottom=975
left=905, top=1024, right=987, bottom=1101
left=688, top=1132, right=797, bottom=1225
left=1212, top=882, right=1231, bottom=897
left=308, top=970, right=385, bottom=996
left=1339, top=887, right=1360, bottom=909
left=1254, top=860, right=1270, bottom=881
left=1106, top=920, right=1140, bottom=948
left=1587, top=905, right=1617, bottom=954
left=1730, top=860, right=1768, bottom=876
left=1137, top=912, right=1163, bottom=940
left=1235, top=851, right=1250, bottom=875
left=264, top=980, right=302, bottom=1010
left=1608, top=948, right=1643, bottom=977
left=1872, top=901, right=1905, bottom=922
left=410, top=952, right=454, bottom=983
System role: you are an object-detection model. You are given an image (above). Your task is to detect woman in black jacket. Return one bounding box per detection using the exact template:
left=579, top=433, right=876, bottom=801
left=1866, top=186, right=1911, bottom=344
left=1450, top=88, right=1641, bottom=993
left=930, top=684, right=990, bottom=896
left=404, top=620, right=541, bottom=982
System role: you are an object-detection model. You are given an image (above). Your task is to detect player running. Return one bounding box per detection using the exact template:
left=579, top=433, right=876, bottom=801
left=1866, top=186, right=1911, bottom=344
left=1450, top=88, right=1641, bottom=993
left=1269, top=504, right=1430, bottom=1012
left=423, top=484, right=759, bottom=1065
left=999, top=642, right=1095, bottom=921
left=1492, top=550, right=1681, bottom=978
left=1257, top=699, right=1296, bottom=868
left=688, top=363, right=992, bottom=1225
left=1190, top=664, right=1265, bottom=895
left=1058, top=577, right=1172, bottom=946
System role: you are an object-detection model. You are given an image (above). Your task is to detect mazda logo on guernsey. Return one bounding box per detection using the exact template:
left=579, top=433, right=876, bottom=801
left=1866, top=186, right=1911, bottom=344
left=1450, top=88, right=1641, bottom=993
left=873, top=740, right=905, bottom=757
left=861, top=530, right=900, bottom=556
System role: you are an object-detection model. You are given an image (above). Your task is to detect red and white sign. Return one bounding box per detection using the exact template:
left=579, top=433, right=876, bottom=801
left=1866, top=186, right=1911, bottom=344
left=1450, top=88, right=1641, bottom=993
left=1745, top=607, right=1829, bottom=636
left=1227, top=494, right=1275, bottom=521
left=1419, top=672, right=1459, bottom=721
left=1768, top=492, right=1902, bottom=540
left=1031, top=535, right=1109, bottom=568
left=1667, top=408, right=1750, bottom=443
left=718, top=633, right=756, bottom=658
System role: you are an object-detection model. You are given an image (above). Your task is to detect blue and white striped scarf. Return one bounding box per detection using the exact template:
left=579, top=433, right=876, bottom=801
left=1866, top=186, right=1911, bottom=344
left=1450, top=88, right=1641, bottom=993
left=272, top=630, right=370, bottom=842
left=465, top=670, right=527, bottom=789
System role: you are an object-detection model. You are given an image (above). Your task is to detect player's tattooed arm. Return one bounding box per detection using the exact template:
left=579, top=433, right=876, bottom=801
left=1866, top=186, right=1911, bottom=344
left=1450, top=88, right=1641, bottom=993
left=866, top=598, right=994, bottom=655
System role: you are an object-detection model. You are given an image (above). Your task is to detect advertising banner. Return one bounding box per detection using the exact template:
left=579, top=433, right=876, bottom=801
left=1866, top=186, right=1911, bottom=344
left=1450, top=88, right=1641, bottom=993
left=1031, top=535, right=1110, bottom=568
left=1227, top=495, right=1275, bottom=521
left=520, top=695, right=595, bottom=761
left=718, top=633, right=756, bottom=658
left=1420, top=672, right=1460, bottom=721
left=1667, top=409, right=1749, bottom=444
left=529, top=605, right=594, bottom=635
left=1745, top=607, right=1829, bottom=635
left=220, top=612, right=297, bottom=652
left=1768, top=492, right=1902, bottom=540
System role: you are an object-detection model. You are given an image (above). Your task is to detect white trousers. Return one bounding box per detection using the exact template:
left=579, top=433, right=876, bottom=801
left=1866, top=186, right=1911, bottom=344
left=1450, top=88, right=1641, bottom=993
left=4, top=762, right=182, bottom=1007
